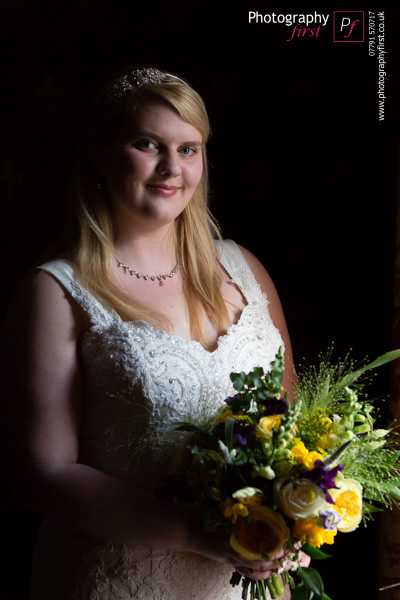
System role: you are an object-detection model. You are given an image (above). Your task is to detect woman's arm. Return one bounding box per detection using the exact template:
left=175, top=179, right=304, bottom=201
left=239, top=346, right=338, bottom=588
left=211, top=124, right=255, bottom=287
left=238, top=245, right=298, bottom=399
left=0, top=271, right=290, bottom=580
left=1, top=271, right=195, bottom=547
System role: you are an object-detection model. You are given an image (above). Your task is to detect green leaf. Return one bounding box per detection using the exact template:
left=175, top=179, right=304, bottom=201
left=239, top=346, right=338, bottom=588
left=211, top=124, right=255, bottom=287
left=367, top=478, right=400, bottom=501
left=302, top=543, right=332, bottom=560
left=232, top=449, right=248, bottom=465
left=291, top=584, right=309, bottom=600
left=297, top=567, right=325, bottom=598
left=381, top=483, right=400, bottom=501
left=363, top=501, right=383, bottom=514
left=338, top=350, right=400, bottom=390
left=231, top=372, right=247, bottom=391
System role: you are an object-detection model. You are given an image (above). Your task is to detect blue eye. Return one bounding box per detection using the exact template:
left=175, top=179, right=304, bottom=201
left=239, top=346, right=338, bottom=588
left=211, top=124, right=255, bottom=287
left=179, top=147, right=196, bottom=156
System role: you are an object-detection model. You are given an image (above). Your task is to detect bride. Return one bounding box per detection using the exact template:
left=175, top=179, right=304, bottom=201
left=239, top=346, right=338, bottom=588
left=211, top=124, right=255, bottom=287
left=1, top=67, right=304, bottom=599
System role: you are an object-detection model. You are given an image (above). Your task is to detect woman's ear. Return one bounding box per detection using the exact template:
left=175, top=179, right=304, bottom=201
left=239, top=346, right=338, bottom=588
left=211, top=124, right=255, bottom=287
left=87, top=128, right=107, bottom=175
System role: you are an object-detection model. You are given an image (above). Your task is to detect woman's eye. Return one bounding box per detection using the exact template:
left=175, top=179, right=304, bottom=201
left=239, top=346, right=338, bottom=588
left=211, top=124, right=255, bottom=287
left=136, top=140, right=157, bottom=151
left=179, top=147, right=196, bottom=156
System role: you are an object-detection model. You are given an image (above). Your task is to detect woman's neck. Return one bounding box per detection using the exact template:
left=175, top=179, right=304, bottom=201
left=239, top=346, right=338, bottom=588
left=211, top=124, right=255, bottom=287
left=113, top=224, right=178, bottom=274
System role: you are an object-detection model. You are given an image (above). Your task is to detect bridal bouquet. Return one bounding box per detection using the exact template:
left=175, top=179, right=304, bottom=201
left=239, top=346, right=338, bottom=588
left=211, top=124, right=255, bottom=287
left=159, top=347, right=400, bottom=600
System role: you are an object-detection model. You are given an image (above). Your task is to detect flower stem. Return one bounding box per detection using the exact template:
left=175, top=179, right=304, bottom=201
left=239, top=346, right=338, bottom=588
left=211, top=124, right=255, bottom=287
left=271, top=574, right=284, bottom=596
left=242, top=577, right=251, bottom=600
left=266, top=577, right=277, bottom=599
left=260, top=579, right=268, bottom=600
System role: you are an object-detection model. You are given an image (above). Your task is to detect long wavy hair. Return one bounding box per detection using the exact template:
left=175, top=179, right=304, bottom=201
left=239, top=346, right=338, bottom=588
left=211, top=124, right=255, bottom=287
left=71, top=67, right=230, bottom=348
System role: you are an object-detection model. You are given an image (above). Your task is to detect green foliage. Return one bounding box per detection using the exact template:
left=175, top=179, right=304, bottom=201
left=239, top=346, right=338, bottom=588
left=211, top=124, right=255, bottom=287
left=339, top=435, right=400, bottom=509
left=297, top=567, right=331, bottom=600
left=293, top=348, right=400, bottom=417
left=230, top=347, right=286, bottom=415
left=301, top=543, right=332, bottom=560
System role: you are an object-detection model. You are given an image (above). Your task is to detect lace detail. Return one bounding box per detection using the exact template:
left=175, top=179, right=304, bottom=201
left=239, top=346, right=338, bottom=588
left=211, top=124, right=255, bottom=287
left=31, top=245, right=285, bottom=600
left=71, top=542, right=248, bottom=600
left=75, top=260, right=284, bottom=487
left=69, top=279, right=118, bottom=331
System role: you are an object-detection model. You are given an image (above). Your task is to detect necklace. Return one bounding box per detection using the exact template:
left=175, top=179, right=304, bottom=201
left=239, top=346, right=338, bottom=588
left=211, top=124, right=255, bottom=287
left=116, top=258, right=180, bottom=286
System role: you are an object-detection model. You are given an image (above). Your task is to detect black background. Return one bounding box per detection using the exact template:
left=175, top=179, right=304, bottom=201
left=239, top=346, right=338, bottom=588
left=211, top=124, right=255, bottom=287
left=1, top=3, right=399, bottom=599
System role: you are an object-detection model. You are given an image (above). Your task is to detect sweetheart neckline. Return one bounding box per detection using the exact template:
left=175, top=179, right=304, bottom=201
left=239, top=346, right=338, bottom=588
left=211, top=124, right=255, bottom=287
left=115, top=301, right=253, bottom=356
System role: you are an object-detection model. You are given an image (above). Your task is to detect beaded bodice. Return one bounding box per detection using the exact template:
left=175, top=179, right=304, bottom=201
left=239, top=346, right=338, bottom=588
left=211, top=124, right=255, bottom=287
left=40, top=240, right=284, bottom=489
left=31, top=240, right=286, bottom=600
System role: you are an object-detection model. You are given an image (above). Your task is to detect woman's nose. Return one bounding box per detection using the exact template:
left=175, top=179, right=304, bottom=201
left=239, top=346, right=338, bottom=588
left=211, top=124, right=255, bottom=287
left=157, top=151, right=181, bottom=177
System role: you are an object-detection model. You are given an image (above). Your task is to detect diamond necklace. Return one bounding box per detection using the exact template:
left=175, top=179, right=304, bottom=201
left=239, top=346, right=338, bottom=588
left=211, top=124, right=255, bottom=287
left=115, top=258, right=180, bottom=286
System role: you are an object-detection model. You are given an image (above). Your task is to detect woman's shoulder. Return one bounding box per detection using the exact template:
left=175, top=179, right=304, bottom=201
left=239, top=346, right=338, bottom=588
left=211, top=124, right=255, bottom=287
left=215, top=239, right=250, bottom=273
left=36, top=258, right=78, bottom=289
left=3, top=261, right=87, bottom=343
left=216, top=239, right=275, bottom=293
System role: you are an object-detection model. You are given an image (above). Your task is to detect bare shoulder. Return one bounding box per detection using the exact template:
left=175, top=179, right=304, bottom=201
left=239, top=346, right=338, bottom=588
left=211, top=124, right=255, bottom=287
left=1, top=269, right=87, bottom=395
left=3, top=269, right=87, bottom=343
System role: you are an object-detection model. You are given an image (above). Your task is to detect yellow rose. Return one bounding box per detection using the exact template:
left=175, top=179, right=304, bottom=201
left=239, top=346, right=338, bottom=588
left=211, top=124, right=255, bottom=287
left=329, top=479, right=363, bottom=532
left=259, top=415, right=283, bottom=432
left=274, top=478, right=325, bottom=520
left=230, top=504, right=290, bottom=560
left=315, top=432, right=339, bottom=452
left=293, top=518, right=337, bottom=548
left=256, top=415, right=283, bottom=440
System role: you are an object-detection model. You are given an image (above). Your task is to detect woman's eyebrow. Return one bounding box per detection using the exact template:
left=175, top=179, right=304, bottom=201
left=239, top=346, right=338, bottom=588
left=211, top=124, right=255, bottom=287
left=133, top=129, right=203, bottom=146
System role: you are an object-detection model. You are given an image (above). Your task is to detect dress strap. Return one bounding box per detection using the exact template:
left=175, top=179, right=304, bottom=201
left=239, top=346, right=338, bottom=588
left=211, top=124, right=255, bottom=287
left=215, top=239, right=250, bottom=278
left=38, top=260, right=79, bottom=294
left=38, top=260, right=116, bottom=328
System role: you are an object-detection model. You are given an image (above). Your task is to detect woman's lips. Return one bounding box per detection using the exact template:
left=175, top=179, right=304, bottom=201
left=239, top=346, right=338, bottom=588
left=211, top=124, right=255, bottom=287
left=147, top=183, right=180, bottom=196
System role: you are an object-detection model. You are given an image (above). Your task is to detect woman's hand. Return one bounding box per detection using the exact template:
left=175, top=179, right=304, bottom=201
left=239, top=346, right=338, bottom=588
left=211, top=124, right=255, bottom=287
left=186, top=524, right=292, bottom=580
left=233, top=547, right=293, bottom=580
left=297, top=550, right=311, bottom=568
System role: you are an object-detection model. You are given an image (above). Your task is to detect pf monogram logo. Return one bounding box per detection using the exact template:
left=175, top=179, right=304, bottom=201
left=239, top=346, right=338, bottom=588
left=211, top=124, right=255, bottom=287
left=333, top=11, right=365, bottom=42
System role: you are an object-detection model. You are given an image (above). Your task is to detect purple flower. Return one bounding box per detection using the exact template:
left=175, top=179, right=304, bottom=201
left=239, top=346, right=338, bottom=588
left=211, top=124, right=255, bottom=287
left=224, top=394, right=239, bottom=405
left=260, top=396, right=289, bottom=415
left=232, top=421, right=256, bottom=449
left=306, top=460, right=344, bottom=504
left=319, top=509, right=342, bottom=531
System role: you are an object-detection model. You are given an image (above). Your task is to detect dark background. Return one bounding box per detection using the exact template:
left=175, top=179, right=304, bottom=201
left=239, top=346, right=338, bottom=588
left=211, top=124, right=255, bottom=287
left=1, top=2, right=399, bottom=599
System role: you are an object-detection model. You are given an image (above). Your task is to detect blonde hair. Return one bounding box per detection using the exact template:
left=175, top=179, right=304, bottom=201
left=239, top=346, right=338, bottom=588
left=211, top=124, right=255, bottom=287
left=73, top=68, right=230, bottom=348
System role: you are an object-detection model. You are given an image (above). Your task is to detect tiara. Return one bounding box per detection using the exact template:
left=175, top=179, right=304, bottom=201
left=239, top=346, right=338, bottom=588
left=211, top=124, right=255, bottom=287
left=104, top=67, right=187, bottom=105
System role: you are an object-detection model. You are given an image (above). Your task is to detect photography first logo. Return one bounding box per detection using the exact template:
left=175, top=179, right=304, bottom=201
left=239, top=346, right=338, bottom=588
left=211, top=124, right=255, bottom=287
left=248, top=12, right=330, bottom=40
left=333, top=11, right=364, bottom=42
left=248, top=11, right=365, bottom=42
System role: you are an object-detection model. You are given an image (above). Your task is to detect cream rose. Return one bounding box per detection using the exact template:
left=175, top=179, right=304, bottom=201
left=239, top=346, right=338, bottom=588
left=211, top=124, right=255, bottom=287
left=274, top=478, right=325, bottom=520
left=328, top=478, right=363, bottom=532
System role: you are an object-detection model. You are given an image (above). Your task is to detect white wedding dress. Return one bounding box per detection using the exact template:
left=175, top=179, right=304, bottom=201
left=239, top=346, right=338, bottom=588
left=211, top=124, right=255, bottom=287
left=28, top=240, right=285, bottom=600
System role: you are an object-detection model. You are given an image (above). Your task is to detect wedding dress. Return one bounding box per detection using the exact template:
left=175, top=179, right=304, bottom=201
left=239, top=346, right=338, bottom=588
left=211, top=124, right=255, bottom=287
left=28, top=240, right=286, bottom=600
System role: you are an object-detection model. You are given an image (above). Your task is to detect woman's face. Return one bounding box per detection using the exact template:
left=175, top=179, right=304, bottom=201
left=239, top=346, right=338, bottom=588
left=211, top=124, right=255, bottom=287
left=101, top=102, right=203, bottom=233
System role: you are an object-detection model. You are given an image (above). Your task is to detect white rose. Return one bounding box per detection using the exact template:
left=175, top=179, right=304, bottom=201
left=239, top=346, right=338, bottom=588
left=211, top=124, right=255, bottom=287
left=274, top=478, right=325, bottom=520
